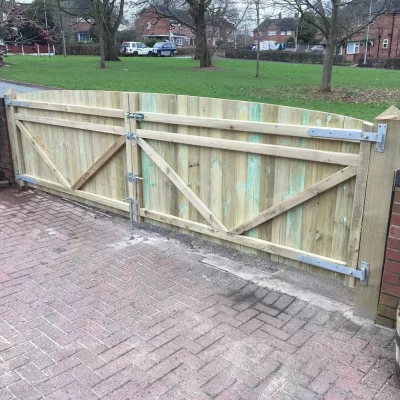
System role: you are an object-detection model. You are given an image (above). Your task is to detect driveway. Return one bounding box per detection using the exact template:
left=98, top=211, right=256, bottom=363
left=0, top=187, right=399, bottom=400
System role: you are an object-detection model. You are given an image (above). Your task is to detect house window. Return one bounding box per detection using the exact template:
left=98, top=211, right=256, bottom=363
left=147, top=22, right=152, bottom=30
left=383, top=39, right=389, bottom=49
left=286, top=31, right=291, bottom=35
left=268, top=30, right=277, bottom=36
left=77, top=32, right=90, bottom=42
left=280, top=31, right=286, bottom=35
left=176, top=38, right=182, bottom=46
left=347, top=41, right=360, bottom=54
left=185, top=38, right=190, bottom=45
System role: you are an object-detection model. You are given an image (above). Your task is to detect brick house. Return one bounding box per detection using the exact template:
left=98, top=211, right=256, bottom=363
left=136, top=5, right=233, bottom=47
left=339, top=2, right=400, bottom=62
left=253, top=17, right=296, bottom=44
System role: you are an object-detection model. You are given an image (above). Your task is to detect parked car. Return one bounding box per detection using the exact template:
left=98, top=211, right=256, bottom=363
left=152, top=42, right=176, bottom=57
left=311, top=45, right=325, bottom=53
left=120, top=42, right=153, bottom=56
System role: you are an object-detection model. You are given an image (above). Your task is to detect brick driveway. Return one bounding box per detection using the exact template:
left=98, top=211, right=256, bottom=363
left=0, top=188, right=399, bottom=400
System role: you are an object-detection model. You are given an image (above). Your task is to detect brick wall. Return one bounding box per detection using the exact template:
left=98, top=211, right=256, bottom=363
left=377, top=173, right=400, bottom=328
left=0, top=98, right=14, bottom=183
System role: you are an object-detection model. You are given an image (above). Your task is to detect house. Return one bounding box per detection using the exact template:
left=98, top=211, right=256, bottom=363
left=136, top=5, right=233, bottom=47
left=339, top=1, right=400, bottom=62
left=253, top=17, right=296, bottom=44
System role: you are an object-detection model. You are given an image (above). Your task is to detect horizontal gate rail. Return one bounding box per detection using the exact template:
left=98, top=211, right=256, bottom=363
left=7, top=99, right=124, bottom=119
left=135, top=129, right=359, bottom=166
left=15, top=114, right=124, bottom=135
left=140, top=208, right=349, bottom=266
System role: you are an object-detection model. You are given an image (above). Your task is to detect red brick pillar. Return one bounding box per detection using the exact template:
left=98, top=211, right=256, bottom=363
left=0, top=98, right=14, bottom=183
left=377, top=170, right=400, bottom=327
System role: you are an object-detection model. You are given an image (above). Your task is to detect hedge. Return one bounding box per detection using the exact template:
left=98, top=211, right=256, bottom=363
left=66, top=44, right=100, bottom=56
left=358, top=58, right=400, bottom=70
left=225, top=49, right=346, bottom=65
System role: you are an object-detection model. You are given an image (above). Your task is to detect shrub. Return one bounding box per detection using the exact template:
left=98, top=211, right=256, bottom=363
left=224, top=49, right=345, bottom=65
left=66, top=43, right=99, bottom=56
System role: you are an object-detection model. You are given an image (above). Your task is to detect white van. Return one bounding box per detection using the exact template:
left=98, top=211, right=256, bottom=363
left=120, top=42, right=153, bottom=56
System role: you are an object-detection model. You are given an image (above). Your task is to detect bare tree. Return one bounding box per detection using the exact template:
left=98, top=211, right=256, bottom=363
left=137, top=1, right=247, bottom=68
left=0, top=2, right=56, bottom=66
left=58, top=0, right=125, bottom=67
left=269, top=0, right=392, bottom=92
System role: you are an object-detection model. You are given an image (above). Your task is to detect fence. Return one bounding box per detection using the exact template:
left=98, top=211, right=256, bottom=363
left=5, top=89, right=400, bottom=319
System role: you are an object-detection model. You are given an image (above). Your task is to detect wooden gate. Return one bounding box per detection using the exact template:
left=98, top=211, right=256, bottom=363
left=5, top=89, right=400, bottom=319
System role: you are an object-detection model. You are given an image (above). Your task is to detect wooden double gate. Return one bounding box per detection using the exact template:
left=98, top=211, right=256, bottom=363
left=5, top=89, right=400, bottom=319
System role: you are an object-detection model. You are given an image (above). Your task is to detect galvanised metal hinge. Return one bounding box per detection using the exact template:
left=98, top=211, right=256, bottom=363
left=127, top=172, right=143, bottom=183
left=126, top=132, right=139, bottom=141
left=308, top=124, right=387, bottom=152
left=126, top=112, right=145, bottom=121
left=15, top=173, right=39, bottom=185
left=5, top=100, right=29, bottom=108
left=298, top=255, right=369, bottom=285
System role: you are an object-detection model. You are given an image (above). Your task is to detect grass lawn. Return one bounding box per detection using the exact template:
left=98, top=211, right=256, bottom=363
left=1, top=55, right=400, bottom=121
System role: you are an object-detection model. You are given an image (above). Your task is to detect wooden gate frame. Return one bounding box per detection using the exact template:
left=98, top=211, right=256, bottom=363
left=5, top=89, right=400, bottom=319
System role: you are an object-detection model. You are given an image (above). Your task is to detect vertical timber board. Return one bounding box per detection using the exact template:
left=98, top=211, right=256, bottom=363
left=187, top=96, right=203, bottom=226
left=233, top=101, right=251, bottom=252
left=344, top=127, right=372, bottom=288
left=5, top=90, right=25, bottom=187
left=139, top=93, right=158, bottom=219
left=354, top=109, right=400, bottom=318
left=245, top=103, right=262, bottom=254
left=257, top=104, right=278, bottom=255
left=177, top=95, right=189, bottom=222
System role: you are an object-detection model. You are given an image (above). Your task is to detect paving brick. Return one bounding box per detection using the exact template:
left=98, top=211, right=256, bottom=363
left=7, top=379, right=42, bottom=400
left=16, top=362, right=48, bottom=384
left=35, top=372, right=75, bottom=396
left=202, top=372, right=236, bottom=397
left=0, top=188, right=399, bottom=400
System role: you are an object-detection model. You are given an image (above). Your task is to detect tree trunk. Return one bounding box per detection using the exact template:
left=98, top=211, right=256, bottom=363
left=103, top=28, right=120, bottom=61
left=99, top=26, right=106, bottom=69
left=255, top=1, right=260, bottom=78
left=321, top=40, right=334, bottom=92
left=192, top=4, right=212, bottom=68
left=320, top=1, right=339, bottom=92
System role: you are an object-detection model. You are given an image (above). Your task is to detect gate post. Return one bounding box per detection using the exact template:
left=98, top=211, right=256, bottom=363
left=4, top=89, right=24, bottom=187
left=354, top=106, right=400, bottom=319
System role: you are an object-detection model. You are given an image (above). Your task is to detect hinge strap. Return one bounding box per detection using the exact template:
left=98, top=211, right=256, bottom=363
left=308, top=124, right=387, bottom=153
left=298, top=255, right=369, bottom=285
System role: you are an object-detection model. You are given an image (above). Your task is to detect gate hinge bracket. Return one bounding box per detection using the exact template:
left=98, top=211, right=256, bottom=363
left=298, top=255, right=369, bottom=285
left=308, top=124, right=387, bottom=153
left=127, top=172, right=143, bottom=183
left=126, top=132, right=139, bottom=141
left=15, top=173, right=39, bottom=185
left=5, top=99, right=29, bottom=108
left=126, top=112, right=144, bottom=121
